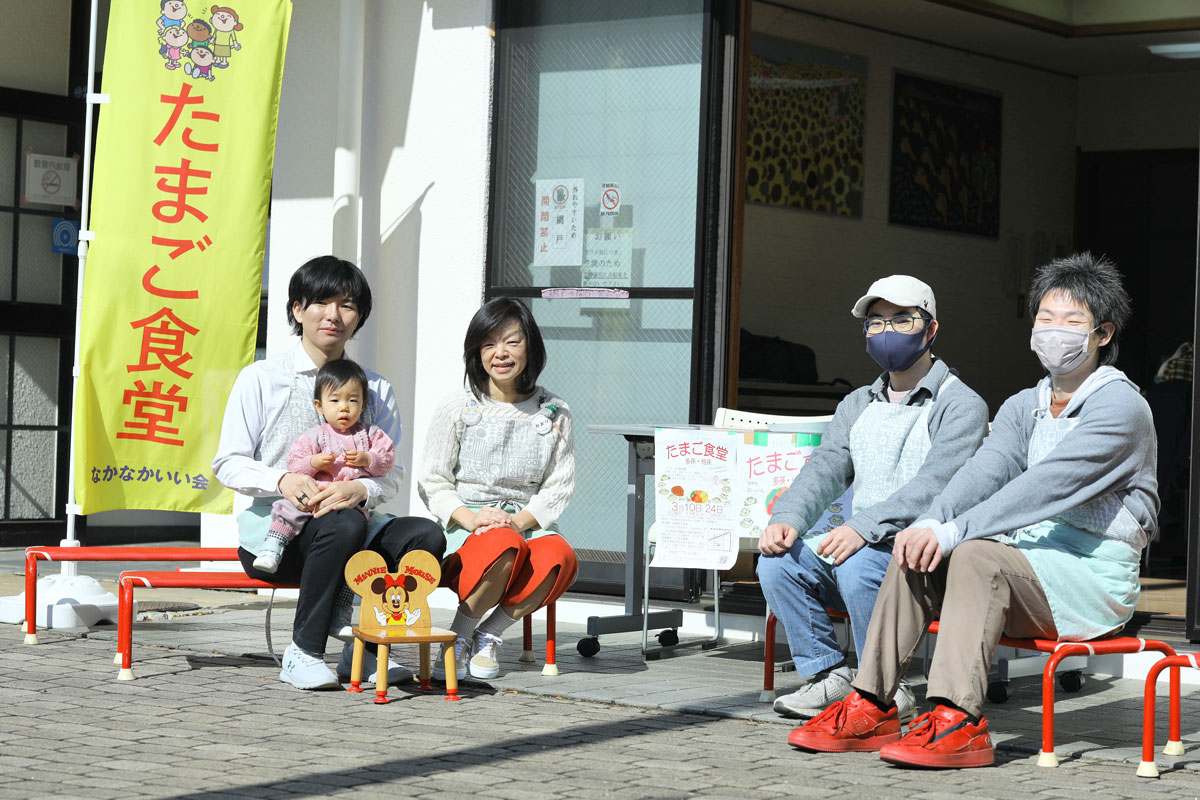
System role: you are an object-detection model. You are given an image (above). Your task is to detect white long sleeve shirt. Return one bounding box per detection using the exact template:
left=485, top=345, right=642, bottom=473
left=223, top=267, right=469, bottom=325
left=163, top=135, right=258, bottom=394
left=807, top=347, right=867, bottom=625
left=211, top=343, right=403, bottom=509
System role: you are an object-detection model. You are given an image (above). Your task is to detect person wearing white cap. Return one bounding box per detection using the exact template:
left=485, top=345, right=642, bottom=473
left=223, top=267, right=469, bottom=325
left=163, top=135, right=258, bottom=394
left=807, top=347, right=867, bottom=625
left=789, top=253, right=1157, bottom=769
left=757, top=274, right=989, bottom=723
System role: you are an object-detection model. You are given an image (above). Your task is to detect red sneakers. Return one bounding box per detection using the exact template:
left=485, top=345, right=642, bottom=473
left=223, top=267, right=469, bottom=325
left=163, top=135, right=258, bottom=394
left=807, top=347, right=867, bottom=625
left=878, top=705, right=995, bottom=768
left=787, top=691, right=902, bottom=752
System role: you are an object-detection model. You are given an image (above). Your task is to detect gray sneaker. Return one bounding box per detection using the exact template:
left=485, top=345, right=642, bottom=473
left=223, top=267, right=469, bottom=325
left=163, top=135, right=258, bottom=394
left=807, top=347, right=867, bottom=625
left=772, top=666, right=854, bottom=719
left=894, top=679, right=918, bottom=724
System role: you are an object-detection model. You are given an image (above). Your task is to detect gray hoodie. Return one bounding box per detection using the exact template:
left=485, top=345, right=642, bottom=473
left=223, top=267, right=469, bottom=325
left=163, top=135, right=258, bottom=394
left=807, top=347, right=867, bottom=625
left=767, top=358, right=989, bottom=543
left=919, top=367, right=1159, bottom=553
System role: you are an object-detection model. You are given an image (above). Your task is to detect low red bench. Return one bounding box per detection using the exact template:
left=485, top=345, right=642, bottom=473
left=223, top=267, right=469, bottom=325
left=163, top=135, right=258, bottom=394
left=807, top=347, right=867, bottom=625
left=116, top=570, right=298, bottom=680
left=116, top=568, right=559, bottom=680
left=22, top=546, right=240, bottom=644
left=763, top=611, right=1182, bottom=767
left=1138, top=652, right=1195, bottom=778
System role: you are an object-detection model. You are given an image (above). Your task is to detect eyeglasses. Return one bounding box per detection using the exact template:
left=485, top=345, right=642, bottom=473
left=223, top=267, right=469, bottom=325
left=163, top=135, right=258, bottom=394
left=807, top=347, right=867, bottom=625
left=863, top=315, right=926, bottom=335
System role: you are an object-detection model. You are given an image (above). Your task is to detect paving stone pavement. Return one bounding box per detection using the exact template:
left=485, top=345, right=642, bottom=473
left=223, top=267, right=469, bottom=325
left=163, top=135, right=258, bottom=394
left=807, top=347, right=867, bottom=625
left=3, top=586, right=1200, bottom=799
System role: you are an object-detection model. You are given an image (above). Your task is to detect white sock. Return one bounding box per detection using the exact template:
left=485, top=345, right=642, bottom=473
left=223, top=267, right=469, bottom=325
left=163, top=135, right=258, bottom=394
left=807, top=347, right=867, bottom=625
left=450, top=609, right=481, bottom=641
left=476, top=606, right=520, bottom=639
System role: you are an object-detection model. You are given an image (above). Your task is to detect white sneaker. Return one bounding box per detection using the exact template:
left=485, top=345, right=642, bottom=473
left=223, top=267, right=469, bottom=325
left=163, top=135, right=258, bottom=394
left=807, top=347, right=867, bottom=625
left=469, top=632, right=503, bottom=680
left=252, top=540, right=284, bottom=573
left=894, top=679, right=918, bottom=724
left=431, top=636, right=471, bottom=681
left=772, top=665, right=854, bottom=719
left=335, top=642, right=413, bottom=686
left=328, top=604, right=354, bottom=642
left=279, top=643, right=338, bottom=690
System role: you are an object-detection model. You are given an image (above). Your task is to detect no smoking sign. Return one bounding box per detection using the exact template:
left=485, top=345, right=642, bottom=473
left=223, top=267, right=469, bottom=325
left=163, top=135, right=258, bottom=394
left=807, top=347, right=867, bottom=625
left=23, top=151, right=78, bottom=207
left=599, top=182, right=621, bottom=218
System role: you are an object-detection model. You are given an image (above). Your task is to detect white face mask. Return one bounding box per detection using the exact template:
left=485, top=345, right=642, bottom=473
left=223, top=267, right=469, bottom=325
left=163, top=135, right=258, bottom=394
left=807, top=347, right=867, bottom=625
left=1029, top=324, right=1098, bottom=376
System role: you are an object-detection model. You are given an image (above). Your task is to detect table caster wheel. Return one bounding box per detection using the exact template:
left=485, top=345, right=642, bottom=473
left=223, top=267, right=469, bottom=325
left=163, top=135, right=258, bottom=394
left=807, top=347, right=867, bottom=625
left=986, top=680, right=1009, bottom=704
left=1059, top=670, right=1084, bottom=692
left=577, top=637, right=600, bottom=657
left=657, top=629, right=679, bottom=647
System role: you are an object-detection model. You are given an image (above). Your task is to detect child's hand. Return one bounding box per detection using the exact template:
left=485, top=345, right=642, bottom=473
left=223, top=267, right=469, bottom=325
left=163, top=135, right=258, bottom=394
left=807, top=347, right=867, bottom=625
left=344, top=450, right=371, bottom=468
left=310, top=453, right=336, bottom=471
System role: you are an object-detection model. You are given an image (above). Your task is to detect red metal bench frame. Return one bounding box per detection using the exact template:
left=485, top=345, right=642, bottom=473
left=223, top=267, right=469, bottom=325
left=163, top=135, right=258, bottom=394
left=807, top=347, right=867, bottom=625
left=763, top=611, right=1181, bottom=766
left=22, top=546, right=240, bottom=644
left=115, top=568, right=558, bottom=680
left=1137, top=652, right=1195, bottom=778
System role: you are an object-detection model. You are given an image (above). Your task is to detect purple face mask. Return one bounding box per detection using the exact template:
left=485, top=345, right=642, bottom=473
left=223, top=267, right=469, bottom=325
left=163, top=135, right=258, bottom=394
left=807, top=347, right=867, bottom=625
left=865, top=329, right=935, bottom=373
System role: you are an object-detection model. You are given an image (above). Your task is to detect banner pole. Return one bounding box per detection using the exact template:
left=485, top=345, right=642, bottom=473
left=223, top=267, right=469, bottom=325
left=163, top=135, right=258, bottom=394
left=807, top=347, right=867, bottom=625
left=61, top=0, right=103, bottom=575
left=1, top=0, right=118, bottom=639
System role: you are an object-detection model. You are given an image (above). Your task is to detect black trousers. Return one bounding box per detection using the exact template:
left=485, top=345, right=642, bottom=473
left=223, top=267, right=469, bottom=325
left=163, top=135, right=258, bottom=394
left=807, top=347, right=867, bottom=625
left=240, top=511, right=445, bottom=654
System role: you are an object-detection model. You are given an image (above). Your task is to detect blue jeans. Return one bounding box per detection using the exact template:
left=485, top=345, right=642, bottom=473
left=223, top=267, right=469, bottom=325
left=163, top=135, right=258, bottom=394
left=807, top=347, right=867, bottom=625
left=757, top=538, right=893, bottom=675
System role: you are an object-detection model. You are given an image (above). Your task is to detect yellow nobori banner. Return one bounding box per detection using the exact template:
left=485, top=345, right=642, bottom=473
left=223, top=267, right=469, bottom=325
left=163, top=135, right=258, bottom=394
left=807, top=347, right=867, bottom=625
left=75, top=0, right=292, bottom=514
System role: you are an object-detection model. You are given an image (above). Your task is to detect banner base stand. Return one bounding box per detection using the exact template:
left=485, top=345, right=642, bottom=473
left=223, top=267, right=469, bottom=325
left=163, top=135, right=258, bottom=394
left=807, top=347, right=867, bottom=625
left=0, top=574, right=119, bottom=629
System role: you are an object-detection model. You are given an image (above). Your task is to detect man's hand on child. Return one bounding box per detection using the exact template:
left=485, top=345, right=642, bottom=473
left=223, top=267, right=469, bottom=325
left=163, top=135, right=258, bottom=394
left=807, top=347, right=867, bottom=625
left=344, top=450, right=371, bottom=468
left=893, top=527, right=943, bottom=573
left=816, top=525, right=866, bottom=565
left=279, top=472, right=320, bottom=511
left=758, top=522, right=798, bottom=555
left=311, top=480, right=368, bottom=518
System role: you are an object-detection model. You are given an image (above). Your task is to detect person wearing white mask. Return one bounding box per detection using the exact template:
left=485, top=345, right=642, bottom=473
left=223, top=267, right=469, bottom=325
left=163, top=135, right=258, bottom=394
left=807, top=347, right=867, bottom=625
left=758, top=275, right=989, bottom=721
left=788, top=252, right=1158, bottom=770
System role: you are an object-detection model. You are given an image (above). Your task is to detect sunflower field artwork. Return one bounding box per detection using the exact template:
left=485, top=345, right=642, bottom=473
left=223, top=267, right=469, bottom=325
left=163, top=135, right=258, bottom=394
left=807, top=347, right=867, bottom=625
left=888, top=73, right=1002, bottom=237
left=745, top=36, right=866, bottom=217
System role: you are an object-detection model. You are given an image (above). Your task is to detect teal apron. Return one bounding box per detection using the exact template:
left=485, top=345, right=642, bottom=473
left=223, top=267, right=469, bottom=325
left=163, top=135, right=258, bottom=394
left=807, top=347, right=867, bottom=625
left=997, top=413, right=1145, bottom=640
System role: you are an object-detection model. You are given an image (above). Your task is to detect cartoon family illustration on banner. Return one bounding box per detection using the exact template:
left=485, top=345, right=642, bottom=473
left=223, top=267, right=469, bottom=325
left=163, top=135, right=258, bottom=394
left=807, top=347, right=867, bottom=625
left=156, top=2, right=243, bottom=81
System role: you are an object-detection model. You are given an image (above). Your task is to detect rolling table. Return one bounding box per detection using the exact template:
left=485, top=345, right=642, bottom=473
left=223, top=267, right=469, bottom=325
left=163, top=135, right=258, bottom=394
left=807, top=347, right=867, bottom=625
left=583, top=424, right=693, bottom=657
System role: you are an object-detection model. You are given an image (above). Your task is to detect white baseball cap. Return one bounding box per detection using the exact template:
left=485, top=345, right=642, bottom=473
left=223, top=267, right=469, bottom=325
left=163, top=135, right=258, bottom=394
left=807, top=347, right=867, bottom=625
left=851, top=275, right=936, bottom=319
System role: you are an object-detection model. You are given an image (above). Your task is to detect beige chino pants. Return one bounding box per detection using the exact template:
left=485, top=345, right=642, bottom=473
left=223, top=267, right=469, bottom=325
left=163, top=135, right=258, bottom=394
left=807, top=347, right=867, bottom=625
left=852, top=538, right=1057, bottom=718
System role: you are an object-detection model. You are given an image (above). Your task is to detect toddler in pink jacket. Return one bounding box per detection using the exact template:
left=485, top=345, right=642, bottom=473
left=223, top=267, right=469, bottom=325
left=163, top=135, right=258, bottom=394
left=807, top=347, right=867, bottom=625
left=255, top=359, right=395, bottom=573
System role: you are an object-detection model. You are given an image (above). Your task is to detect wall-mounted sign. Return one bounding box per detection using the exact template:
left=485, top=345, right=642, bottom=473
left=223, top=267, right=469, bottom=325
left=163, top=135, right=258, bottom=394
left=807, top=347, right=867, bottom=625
left=533, top=178, right=583, bottom=267
left=51, top=219, right=79, bottom=255
left=23, top=152, right=78, bottom=207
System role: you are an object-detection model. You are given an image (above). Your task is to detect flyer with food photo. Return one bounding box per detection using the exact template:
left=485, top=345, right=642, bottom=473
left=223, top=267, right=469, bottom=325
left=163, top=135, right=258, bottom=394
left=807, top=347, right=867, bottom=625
left=651, top=428, right=740, bottom=570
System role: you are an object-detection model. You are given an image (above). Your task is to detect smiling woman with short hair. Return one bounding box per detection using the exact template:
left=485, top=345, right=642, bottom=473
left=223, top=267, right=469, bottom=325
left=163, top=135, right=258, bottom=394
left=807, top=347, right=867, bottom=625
left=419, top=298, right=578, bottom=682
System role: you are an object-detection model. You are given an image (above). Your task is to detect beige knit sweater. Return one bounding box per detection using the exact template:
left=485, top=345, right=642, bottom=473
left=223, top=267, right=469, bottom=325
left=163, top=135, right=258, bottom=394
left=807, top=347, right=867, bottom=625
left=417, top=387, right=575, bottom=531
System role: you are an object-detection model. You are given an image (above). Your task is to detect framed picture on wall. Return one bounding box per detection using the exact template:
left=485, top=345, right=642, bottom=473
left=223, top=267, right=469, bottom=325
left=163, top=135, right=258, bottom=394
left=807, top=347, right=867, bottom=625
left=745, top=35, right=866, bottom=218
left=888, top=72, right=1002, bottom=237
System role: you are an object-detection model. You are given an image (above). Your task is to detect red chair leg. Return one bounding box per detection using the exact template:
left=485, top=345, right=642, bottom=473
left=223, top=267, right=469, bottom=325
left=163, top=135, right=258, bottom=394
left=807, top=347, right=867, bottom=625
left=520, top=613, right=535, bottom=664
left=1139, top=656, right=1175, bottom=777
left=23, top=552, right=39, bottom=644
left=762, top=612, right=777, bottom=701
left=542, top=602, right=557, bottom=676
left=1036, top=648, right=1073, bottom=767
left=117, top=578, right=135, bottom=680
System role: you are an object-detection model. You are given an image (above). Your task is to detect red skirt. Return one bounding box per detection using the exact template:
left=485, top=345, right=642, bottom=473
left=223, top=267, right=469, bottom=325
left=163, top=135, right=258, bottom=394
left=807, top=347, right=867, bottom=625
left=441, top=527, right=578, bottom=608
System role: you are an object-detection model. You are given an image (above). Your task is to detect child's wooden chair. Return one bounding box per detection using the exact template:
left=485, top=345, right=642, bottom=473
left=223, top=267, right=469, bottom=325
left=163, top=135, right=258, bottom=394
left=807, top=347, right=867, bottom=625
left=343, top=550, right=461, bottom=704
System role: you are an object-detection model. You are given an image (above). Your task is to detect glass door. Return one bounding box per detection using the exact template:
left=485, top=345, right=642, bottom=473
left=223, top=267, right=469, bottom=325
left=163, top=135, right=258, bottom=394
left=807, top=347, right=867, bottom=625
left=488, top=0, right=738, bottom=596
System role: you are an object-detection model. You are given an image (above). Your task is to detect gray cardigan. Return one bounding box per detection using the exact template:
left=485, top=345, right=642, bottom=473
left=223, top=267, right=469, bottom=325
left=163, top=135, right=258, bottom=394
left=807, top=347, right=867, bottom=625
left=919, top=367, right=1159, bottom=553
left=767, top=358, right=989, bottom=544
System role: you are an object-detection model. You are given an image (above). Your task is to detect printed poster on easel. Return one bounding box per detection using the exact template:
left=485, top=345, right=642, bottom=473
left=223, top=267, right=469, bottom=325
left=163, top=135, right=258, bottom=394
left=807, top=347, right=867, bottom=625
left=734, top=430, right=823, bottom=542
left=652, top=428, right=740, bottom=570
